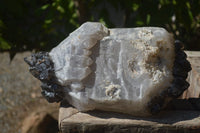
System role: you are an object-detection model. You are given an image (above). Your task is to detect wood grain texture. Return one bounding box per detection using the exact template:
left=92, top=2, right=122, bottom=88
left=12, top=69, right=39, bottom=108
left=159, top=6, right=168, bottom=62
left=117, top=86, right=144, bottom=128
left=59, top=107, right=200, bottom=133
left=182, top=51, right=200, bottom=98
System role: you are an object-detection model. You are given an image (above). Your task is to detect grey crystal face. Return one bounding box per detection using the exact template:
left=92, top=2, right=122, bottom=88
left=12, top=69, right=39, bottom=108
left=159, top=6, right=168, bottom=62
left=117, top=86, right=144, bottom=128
left=25, top=22, right=191, bottom=116
left=49, top=22, right=176, bottom=116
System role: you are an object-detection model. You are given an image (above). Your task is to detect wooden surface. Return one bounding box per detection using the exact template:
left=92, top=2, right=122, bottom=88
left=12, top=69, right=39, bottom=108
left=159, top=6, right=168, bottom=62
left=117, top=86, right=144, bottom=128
left=59, top=51, right=200, bottom=133
left=182, top=51, right=200, bottom=98
left=59, top=106, right=200, bottom=133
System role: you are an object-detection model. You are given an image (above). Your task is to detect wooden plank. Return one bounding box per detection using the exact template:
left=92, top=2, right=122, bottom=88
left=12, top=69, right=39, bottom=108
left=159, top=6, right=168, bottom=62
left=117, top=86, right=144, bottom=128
left=59, top=107, right=200, bottom=133
left=185, top=51, right=200, bottom=57
left=182, top=51, right=200, bottom=98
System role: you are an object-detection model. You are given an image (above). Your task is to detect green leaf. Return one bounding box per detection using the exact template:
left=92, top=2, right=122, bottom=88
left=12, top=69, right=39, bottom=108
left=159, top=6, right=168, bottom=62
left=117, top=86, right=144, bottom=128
left=186, top=2, right=191, bottom=9
left=188, top=10, right=194, bottom=21
left=57, top=5, right=65, bottom=13
left=0, top=36, right=11, bottom=50
left=146, top=14, right=151, bottom=25
left=172, top=0, right=176, bottom=5
left=136, top=20, right=144, bottom=26
left=45, top=19, right=52, bottom=24
left=99, top=18, right=107, bottom=26
left=41, top=4, right=49, bottom=10
left=132, top=3, right=139, bottom=11
left=68, top=0, right=74, bottom=9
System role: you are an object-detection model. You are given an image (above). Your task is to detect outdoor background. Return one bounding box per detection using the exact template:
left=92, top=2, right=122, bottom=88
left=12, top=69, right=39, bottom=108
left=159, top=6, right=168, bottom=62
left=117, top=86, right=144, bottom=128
left=0, top=0, right=200, bottom=133
left=0, top=0, right=200, bottom=58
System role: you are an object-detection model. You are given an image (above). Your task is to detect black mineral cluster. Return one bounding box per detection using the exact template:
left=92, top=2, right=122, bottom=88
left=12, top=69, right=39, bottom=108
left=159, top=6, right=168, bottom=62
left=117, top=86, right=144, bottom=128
left=148, top=40, right=192, bottom=114
left=168, top=40, right=191, bottom=97
left=24, top=52, right=64, bottom=103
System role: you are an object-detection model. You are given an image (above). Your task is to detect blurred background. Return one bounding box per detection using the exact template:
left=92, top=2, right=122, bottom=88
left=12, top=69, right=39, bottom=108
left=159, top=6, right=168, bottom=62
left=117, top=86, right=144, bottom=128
left=0, top=0, right=200, bottom=133
left=0, top=0, right=200, bottom=57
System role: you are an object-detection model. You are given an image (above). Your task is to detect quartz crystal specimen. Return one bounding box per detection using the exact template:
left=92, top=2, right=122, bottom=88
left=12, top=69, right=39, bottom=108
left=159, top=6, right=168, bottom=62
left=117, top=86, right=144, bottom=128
left=24, top=22, right=191, bottom=116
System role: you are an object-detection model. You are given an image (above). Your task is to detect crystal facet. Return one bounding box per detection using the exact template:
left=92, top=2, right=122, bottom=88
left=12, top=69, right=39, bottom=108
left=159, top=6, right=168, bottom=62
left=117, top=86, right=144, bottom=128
left=25, top=22, right=191, bottom=116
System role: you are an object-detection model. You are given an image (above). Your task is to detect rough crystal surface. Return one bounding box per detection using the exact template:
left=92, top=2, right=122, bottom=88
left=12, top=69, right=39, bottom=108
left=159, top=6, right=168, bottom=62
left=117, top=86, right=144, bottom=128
left=24, top=22, right=191, bottom=116
left=49, top=22, right=175, bottom=116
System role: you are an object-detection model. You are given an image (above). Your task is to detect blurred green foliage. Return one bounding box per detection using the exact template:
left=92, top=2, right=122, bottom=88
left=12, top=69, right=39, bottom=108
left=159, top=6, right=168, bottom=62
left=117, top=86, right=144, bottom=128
left=0, top=0, right=200, bottom=57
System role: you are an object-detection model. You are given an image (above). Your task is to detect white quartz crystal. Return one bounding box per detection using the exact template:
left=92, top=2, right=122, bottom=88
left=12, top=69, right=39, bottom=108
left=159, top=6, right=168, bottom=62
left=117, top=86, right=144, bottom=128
left=49, top=22, right=175, bottom=116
